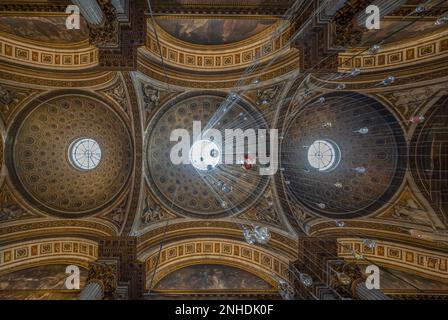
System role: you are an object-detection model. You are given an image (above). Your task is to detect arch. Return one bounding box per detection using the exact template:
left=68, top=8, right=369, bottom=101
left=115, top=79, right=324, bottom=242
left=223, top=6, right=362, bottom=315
left=140, top=238, right=292, bottom=291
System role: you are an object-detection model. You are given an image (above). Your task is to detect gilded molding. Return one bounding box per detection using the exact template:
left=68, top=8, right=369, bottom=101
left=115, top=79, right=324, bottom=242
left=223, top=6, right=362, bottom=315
left=338, top=238, right=448, bottom=281
left=0, top=237, right=98, bottom=275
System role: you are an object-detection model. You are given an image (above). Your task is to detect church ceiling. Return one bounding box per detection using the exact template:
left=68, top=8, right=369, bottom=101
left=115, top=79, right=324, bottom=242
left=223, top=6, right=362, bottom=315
left=0, top=0, right=447, bottom=301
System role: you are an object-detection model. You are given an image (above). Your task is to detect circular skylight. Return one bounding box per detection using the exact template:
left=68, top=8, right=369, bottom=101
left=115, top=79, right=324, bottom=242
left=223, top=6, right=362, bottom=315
left=307, top=139, right=340, bottom=171
left=69, top=138, right=102, bottom=170
left=189, top=139, right=220, bottom=171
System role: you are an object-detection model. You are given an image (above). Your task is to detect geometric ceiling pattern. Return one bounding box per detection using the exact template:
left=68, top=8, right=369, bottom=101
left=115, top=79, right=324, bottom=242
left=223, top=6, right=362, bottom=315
left=0, top=0, right=447, bottom=303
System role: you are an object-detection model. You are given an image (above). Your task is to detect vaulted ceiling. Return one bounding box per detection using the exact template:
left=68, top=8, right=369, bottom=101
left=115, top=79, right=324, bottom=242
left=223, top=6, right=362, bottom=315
left=0, top=0, right=447, bottom=300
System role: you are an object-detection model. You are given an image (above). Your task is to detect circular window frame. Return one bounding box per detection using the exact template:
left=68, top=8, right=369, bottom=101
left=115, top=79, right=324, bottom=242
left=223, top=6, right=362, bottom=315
left=307, top=139, right=341, bottom=172
left=68, top=138, right=102, bottom=171
left=189, top=139, right=221, bottom=171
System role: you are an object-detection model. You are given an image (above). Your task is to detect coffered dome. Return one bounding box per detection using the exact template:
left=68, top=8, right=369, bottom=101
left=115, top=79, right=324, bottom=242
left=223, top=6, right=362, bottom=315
left=281, top=92, right=407, bottom=219
left=7, top=92, right=133, bottom=217
left=145, top=92, right=269, bottom=218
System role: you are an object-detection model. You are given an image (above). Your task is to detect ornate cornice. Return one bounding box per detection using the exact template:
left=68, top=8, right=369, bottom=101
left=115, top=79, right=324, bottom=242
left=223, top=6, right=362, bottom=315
left=338, top=238, right=448, bottom=281
left=149, top=0, right=292, bottom=16
left=0, top=237, right=98, bottom=275
left=137, top=49, right=300, bottom=88
left=143, top=238, right=292, bottom=288
left=339, top=29, right=448, bottom=73
left=136, top=220, right=297, bottom=260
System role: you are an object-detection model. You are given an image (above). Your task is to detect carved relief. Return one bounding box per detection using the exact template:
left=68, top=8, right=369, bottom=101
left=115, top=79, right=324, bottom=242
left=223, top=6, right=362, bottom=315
left=102, top=195, right=129, bottom=231
left=379, top=185, right=443, bottom=229
left=240, top=188, right=284, bottom=228
left=0, top=185, right=33, bottom=222
left=256, top=86, right=279, bottom=107
left=104, top=82, right=129, bottom=114
left=0, top=85, right=27, bottom=122
left=141, top=83, right=160, bottom=115
left=141, top=194, right=165, bottom=225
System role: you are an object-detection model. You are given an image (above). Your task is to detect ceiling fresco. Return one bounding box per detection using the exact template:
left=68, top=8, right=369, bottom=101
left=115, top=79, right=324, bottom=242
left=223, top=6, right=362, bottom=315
left=154, top=264, right=273, bottom=290
left=0, top=16, right=89, bottom=44
left=0, top=264, right=87, bottom=291
left=156, top=18, right=276, bottom=45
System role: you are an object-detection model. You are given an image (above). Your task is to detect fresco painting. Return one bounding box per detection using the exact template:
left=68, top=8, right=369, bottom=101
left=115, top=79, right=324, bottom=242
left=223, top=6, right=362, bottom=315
left=0, top=16, right=89, bottom=44
left=157, top=18, right=276, bottom=45
left=155, top=264, right=273, bottom=290
left=0, top=264, right=87, bottom=299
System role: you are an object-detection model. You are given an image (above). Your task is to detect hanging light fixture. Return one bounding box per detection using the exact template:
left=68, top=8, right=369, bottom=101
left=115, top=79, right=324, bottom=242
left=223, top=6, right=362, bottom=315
left=368, top=44, right=381, bottom=55
left=254, top=226, right=271, bottom=244
left=355, top=127, right=369, bottom=134
left=242, top=154, right=254, bottom=170
left=410, top=115, right=425, bottom=124
left=335, top=220, right=345, bottom=227
left=354, top=166, right=366, bottom=174
left=299, top=273, right=313, bottom=287
left=435, top=15, right=448, bottom=26
left=243, top=226, right=271, bottom=245
left=334, top=182, right=343, bottom=188
left=350, top=68, right=361, bottom=77
left=278, top=280, right=295, bottom=300
left=415, top=4, right=427, bottom=13
left=382, top=75, right=396, bottom=86
left=243, top=228, right=257, bottom=244
left=336, top=83, right=346, bottom=90
left=222, top=185, right=232, bottom=193
left=363, top=239, right=376, bottom=249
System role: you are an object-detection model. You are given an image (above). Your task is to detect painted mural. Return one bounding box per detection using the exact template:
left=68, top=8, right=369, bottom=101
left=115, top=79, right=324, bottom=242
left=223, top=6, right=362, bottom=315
left=156, top=18, right=276, bottom=45
left=0, top=16, right=89, bottom=44
left=155, top=264, right=273, bottom=290
left=0, top=264, right=87, bottom=300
